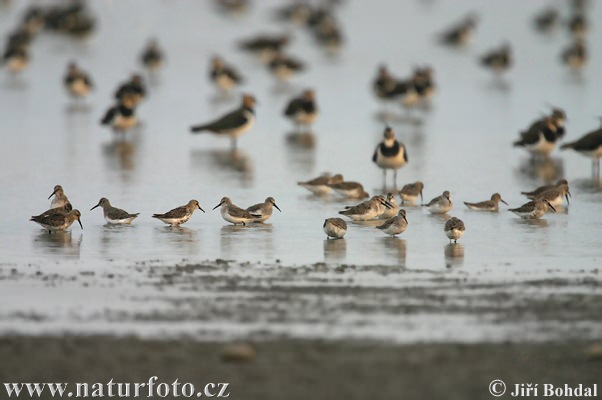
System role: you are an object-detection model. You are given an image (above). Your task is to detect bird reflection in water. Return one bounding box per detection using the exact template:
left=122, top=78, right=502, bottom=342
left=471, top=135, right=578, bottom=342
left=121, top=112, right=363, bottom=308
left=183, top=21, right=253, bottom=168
left=33, top=231, right=82, bottom=258
left=154, top=226, right=199, bottom=256
left=191, top=149, right=253, bottom=186
left=323, top=238, right=346, bottom=262
left=100, top=224, right=135, bottom=257
left=517, top=157, right=564, bottom=183
left=220, top=224, right=274, bottom=259
left=285, top=130, right=316, bottom=173
left=381, top=237, right=406, bottom=267
left=444, top=243, right=464, bottom=269
left=103, top=132, right=141, bottom=181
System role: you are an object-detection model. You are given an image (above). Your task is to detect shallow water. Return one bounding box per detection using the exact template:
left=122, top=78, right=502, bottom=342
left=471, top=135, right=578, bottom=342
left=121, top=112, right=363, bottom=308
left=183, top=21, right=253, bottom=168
left=1, top=0, right=602, bottom=342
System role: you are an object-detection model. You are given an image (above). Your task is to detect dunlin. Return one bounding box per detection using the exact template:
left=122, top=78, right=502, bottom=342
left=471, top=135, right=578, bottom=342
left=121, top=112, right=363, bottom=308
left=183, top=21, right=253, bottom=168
left=190, top=94, right=256, bottom=151
left=521, top=179, right=568, bottom=199
left=339, top=196, right=392, bottom=221
left=464, top=193, right=508, bottom=212
left=33, top=204, right=73, bottom=220
left=152, top=200, right=204, bottom=226
left=298, top=173, right=344, bottom=195
left=372, top=127, right=408, bottom=186
left=535, top=184, right=571, bottom=207
left=423, top=191, right=453, bottom=214
left=509, top=199, right=556, bottom=219
left=323, top=217, right=347, bottom=239
left=399, top=181, right=424, bottom=205
left=64, top=62, right=93, bottom=99
left=379, top=193, right=399, bottom=219
left=30, top=209, right=83, bottom=233
left=376, top=209, right=408, bottom=237
left=246, top=197, right=281, bottom=222
left=444, top=217, right=465, bottom=243
left=214, top=197, right=260, bottom=225
left=210, top=56, right=244, bottom=93
left=91, top=197, right=140, bottom=224
left=48, top=185, right=70, bottom=209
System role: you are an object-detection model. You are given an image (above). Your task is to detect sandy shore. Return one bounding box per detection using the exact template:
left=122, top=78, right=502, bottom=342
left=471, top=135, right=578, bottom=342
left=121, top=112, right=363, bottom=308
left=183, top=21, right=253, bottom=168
left=1, top=336, right=601, bottom=399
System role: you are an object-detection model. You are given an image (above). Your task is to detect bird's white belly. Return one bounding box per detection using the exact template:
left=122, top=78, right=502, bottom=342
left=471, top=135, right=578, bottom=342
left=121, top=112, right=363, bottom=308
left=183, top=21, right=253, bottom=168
left=446, top=229, right=464, bottom=240
left=114, top=115, right=137, bottom=130
left=376, top=150, right=406, bottom=170
left=69, top=80, right=90, bottom=97
left=527, top=134, right=555, bottom=155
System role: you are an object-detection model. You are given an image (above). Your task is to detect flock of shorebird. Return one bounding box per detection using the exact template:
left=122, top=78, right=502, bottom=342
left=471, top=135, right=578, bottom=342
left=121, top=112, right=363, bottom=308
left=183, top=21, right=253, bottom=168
left=3, top=1, right=600, bottom=247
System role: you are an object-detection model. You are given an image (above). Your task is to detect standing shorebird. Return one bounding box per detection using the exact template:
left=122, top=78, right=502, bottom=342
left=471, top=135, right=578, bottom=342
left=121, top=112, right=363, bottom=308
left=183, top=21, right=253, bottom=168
left=561, top=39, right=587, bottom=72
left=48, top=185, right=70, bottom=209
left=479, top=43, right=512, bottom=76
left=513, top=115, right=563, bottom=159
left=372, top=127, right=408, bottom=188
left=190, top=94, right=256, bottom=151
left=338, top=196, right=392, bottom=221
left=238, top=34, right=290, bottom=63
left=379, top=193, right=399, bottom=219
left=464, top=193, right=508, bottom=212
left=283, top=89, right=318, bottom=130
left=268, top=53, right=305, bottom=82
left=115, top=74, right=146, bottom=105
left=413, top=66, right=436, bottom=105
left=561, top=122, right=602, bottom=176
left=521, top=179, right=568, bottom=199
left=100, top=95, right=137, bottom=133
left=90, top=197, right=140, bottom=224
left=210, top=56, right=244, bottom=93
left=399, top=181, right=424, bottom=205
left=372, top=65, right=398, bottom=109
left=376, top=209, right=408, bottom=237
left=298, top=173, right=344, bottom=195
left=533, top=7, right=559, bottom=31
left=152, top=200, right=205, bottom=226
left=246, top=197, right=281, bottom=223
left=423, top=191, right=453, bottom=214
left=536, top=184, right=571, bottom=207
left=213, top=197, right=260, bottom=225
left=64, top=62, right=93, bottom=100
left=328, top=181, right=369, bottom=199
left=444, top=217, right=465, bottom=243
left=30, top=209, right=83, bottom=233
left=2, top=45, right=29, bottom=75
left=33, top=204, right=73, bottom=220
left=323, top=218, right=347, bottom=239
left=140, top=39, right=164, bottom=72
left=509, top=199, right=556, bottom=219
left=438, top=14, right=478, bottom=46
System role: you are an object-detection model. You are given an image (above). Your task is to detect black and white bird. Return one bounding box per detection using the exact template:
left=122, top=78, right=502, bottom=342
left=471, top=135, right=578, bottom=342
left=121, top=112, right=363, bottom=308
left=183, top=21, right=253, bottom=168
left=372, top=127, right=408, bottom=187
left=2, top=44, right=29, bottom=75
left=513, top=110, right=566, bottom=158
left=561, top=39, right=587, bottom=72
left=413, top=66, right=436, bottom=105
left=283, top=89, right=318, bottom=130
left=210, top=56, right=244, bottom=93
left=64, top=62, right=93, bottom=100
left=438, top=14, right=478, bottom=46
left=561, top=120, right=602, bottom=176
left=533, top=7, right=559, bottom=31
left=268, top=53, right=305, bottom=82
left=100, top=95, right=137, bottom=133
left=114, top=74, right=146, bottom=105
left=239, top=34, right=290, bottom=63
left=480, top=43, right=512, bottom=76
left=140, top=39, right=164, bottom=72
left=190, top=94, right=256, bottom=150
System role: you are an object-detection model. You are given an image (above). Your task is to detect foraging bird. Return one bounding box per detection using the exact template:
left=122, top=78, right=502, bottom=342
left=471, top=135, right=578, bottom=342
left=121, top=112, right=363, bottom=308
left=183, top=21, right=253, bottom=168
left=246, top=197, right=281, bottom=223
left=284, top=89, right=318, bottom=129
left=509, top=199, right=556, bottom=219
left=464, top=193, right=508, bottom=212
left=32, top=204, right=73, bottom=220
left=100, top=95, right=137, bottom=132
left=328, top=181, right=369, bottom=199
left=339, top=196, right=392, bottom=221
left=90, top=197, right=140, bottom=224
left=561, top=123, right=602, bottom=176
left=298, top=173, right=344, bottom=195
left=399, top=181, right=424, bottom=205
left=152, top=200, right=205, bottom=226
left=423, top=191, right=453, bottom=214
left=372, top=127, right=408, bottom=187
left=64, top=62, right=93, bottom=99
left=210, top=56, right=244, bottom=93
left=479, top=43, right=512, bottom=75
left=535, top=184, right=571, bottom=207
left=268, top=53, right=305, bottom=82
left=238, top=34, right=290, bottom=62
left=190, top=94, right=256, bottom=151
left=438, top=14, right=478, bottom=46
left=561, top=39, right=587, bottom=71
left=376, top=209, right=408, bottom=237
left=323, top=218, right=347, bottom=239
left=213, top=197, right=260, bottom=225
left=521, top=179, right=568, bottom=199
left=379, top=193, right=399, bottom=219
left=48, top=185, right=70, bottom=209
left=444, top=217, right=465, bottom=243
left=30, top=209, right=83, bottom=233
left=140, top=39, right=164, bottom=72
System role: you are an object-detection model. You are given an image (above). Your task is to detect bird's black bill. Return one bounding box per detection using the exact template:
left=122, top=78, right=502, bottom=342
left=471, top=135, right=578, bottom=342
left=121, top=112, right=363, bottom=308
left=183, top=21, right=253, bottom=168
left=212, top=202, right=223, bottom=210
left=274, top=204, right=282, bottom=212
left=78, top=219, right=83, bottom=229
left=501, top=199, right=509, bottom=205
left=90, top=203, right=100, bottom=211
left=199, top=206, right=206, bottom=213
left=48, top=189, right=58, bottom=199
